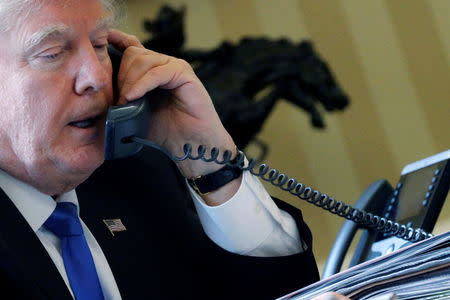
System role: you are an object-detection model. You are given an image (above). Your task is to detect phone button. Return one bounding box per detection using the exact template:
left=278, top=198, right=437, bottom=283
left=422, top=199, right=428, bottom=207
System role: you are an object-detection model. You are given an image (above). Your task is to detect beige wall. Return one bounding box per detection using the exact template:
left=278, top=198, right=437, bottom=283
left=119, top=0, right=450, bottom=275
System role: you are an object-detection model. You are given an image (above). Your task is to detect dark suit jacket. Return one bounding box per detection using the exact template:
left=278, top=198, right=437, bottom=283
left=0, top=147, right=319, bottom=299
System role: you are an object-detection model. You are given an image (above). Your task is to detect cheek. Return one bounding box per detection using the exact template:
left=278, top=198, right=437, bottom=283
left=1, top=73, right=70, bottom=163
left=0, top=86, right=40, bottom=165
left=24, top=73, right=71, bottom=126
left=0, top=74, right=36, bottom=139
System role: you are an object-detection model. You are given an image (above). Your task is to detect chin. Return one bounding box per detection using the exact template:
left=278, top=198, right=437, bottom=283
left=68, top=148, right=105, bottom=175
left=42, top=153, right=103, bottom=195
left=51, top=142, right=104, bottom=180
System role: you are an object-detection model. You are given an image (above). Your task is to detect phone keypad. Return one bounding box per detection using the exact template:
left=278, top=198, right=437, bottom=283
left=422, top=168, right=441, bottom=208
left=385, top=183, right=402, bottom=219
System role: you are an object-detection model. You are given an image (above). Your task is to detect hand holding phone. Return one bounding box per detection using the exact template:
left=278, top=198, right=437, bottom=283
left=107, top=29, right=241, bottom=204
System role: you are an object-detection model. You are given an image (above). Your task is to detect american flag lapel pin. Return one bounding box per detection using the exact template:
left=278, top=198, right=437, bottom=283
left=103, top=219, right=127, bottom=236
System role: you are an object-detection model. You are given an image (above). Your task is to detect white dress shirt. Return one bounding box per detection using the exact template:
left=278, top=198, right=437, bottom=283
left=0, top=169, right=303, bottom=299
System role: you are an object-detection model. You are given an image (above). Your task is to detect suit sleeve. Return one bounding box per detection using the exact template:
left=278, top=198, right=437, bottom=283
left=185, top=195, right=320, bottom=300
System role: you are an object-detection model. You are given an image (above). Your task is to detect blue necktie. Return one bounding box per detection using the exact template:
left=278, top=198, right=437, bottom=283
left=44, top=202, right=104, bottom=300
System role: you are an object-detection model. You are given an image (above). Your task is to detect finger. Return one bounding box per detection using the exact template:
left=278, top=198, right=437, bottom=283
left=119, top=59, right=200, bottom=105
left=118, top=51, right=170, bottom=92
left=118, top=64, right=175, bottom=104
left=107, top=28, right=144, bottom=51
left=120, top=66, right=212, bottom=123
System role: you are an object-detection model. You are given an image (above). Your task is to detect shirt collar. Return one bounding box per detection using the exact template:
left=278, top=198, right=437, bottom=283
left=0, top=169, right=79, bottom=232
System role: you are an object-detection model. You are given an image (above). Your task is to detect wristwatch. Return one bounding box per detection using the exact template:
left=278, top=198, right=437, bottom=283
left=187, top=164, right=243, bottom=196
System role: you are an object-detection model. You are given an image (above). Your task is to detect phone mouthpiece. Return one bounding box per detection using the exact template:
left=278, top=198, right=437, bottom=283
left=104, top=97, right=149, bottom=160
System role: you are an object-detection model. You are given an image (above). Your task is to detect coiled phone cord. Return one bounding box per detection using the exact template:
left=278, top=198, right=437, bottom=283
left=131, top=137, right=433, bottom=243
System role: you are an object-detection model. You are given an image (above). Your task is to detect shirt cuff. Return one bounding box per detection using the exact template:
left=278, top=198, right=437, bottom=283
left=187, top=170, right=303, bottom=256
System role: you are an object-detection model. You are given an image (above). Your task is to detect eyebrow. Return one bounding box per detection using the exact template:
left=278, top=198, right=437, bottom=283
left=23, top=17, right=112, bottom=56
left=24, top=24, right=71, bottom=55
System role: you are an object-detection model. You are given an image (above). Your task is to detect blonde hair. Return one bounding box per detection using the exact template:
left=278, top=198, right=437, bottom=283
left=0, top=0, right=124, bottom=33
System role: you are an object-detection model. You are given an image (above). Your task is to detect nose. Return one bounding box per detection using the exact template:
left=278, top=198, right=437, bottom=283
left=74, top=45, right=110, bottom=96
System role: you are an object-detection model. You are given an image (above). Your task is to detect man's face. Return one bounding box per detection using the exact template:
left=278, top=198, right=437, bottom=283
left=0, top=0, right=114, bottom=194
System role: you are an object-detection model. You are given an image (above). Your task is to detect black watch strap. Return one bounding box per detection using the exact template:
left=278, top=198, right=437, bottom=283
left=187, top=164, right=243, bottom=195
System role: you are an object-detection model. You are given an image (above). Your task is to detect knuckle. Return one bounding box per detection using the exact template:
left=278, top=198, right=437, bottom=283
left=134, top=54, right=150, bottom=66
left=122, top=47, right=134, bottom=57
left=175, top=58, right=193, bottom=72
left=123, top=45, right=142, bottom=55
left=127, top=34, right=140, bottom=44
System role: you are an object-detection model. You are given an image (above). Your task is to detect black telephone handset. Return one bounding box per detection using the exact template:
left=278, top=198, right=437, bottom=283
left=105, top=46, right=170, bottom=160
left=104, top=46, right=447, bottom=245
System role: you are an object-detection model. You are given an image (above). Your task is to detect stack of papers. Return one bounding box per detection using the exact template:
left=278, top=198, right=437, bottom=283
left=279, top=231, right=450, bottom=300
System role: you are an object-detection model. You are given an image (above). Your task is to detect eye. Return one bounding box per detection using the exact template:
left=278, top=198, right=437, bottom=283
left=42, top=52, right=61, bottom=60
left=94, top=44, right=108, bottom=50
left=93, top=36, right=108, bottom=52
left=36, top=47, right=64, bottom=62
left=93, top=41, right=108, bottom=60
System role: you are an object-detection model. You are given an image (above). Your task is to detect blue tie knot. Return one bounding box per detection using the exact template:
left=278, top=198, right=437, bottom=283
left=44, top=202, right=84, bottom=237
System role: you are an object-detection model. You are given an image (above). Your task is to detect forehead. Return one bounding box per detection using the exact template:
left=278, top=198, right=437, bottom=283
left=16, top=0, right=109, bottom=43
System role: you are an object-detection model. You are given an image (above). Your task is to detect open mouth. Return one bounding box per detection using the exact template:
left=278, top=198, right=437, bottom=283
left=69, top=114, right=104, bottom=129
